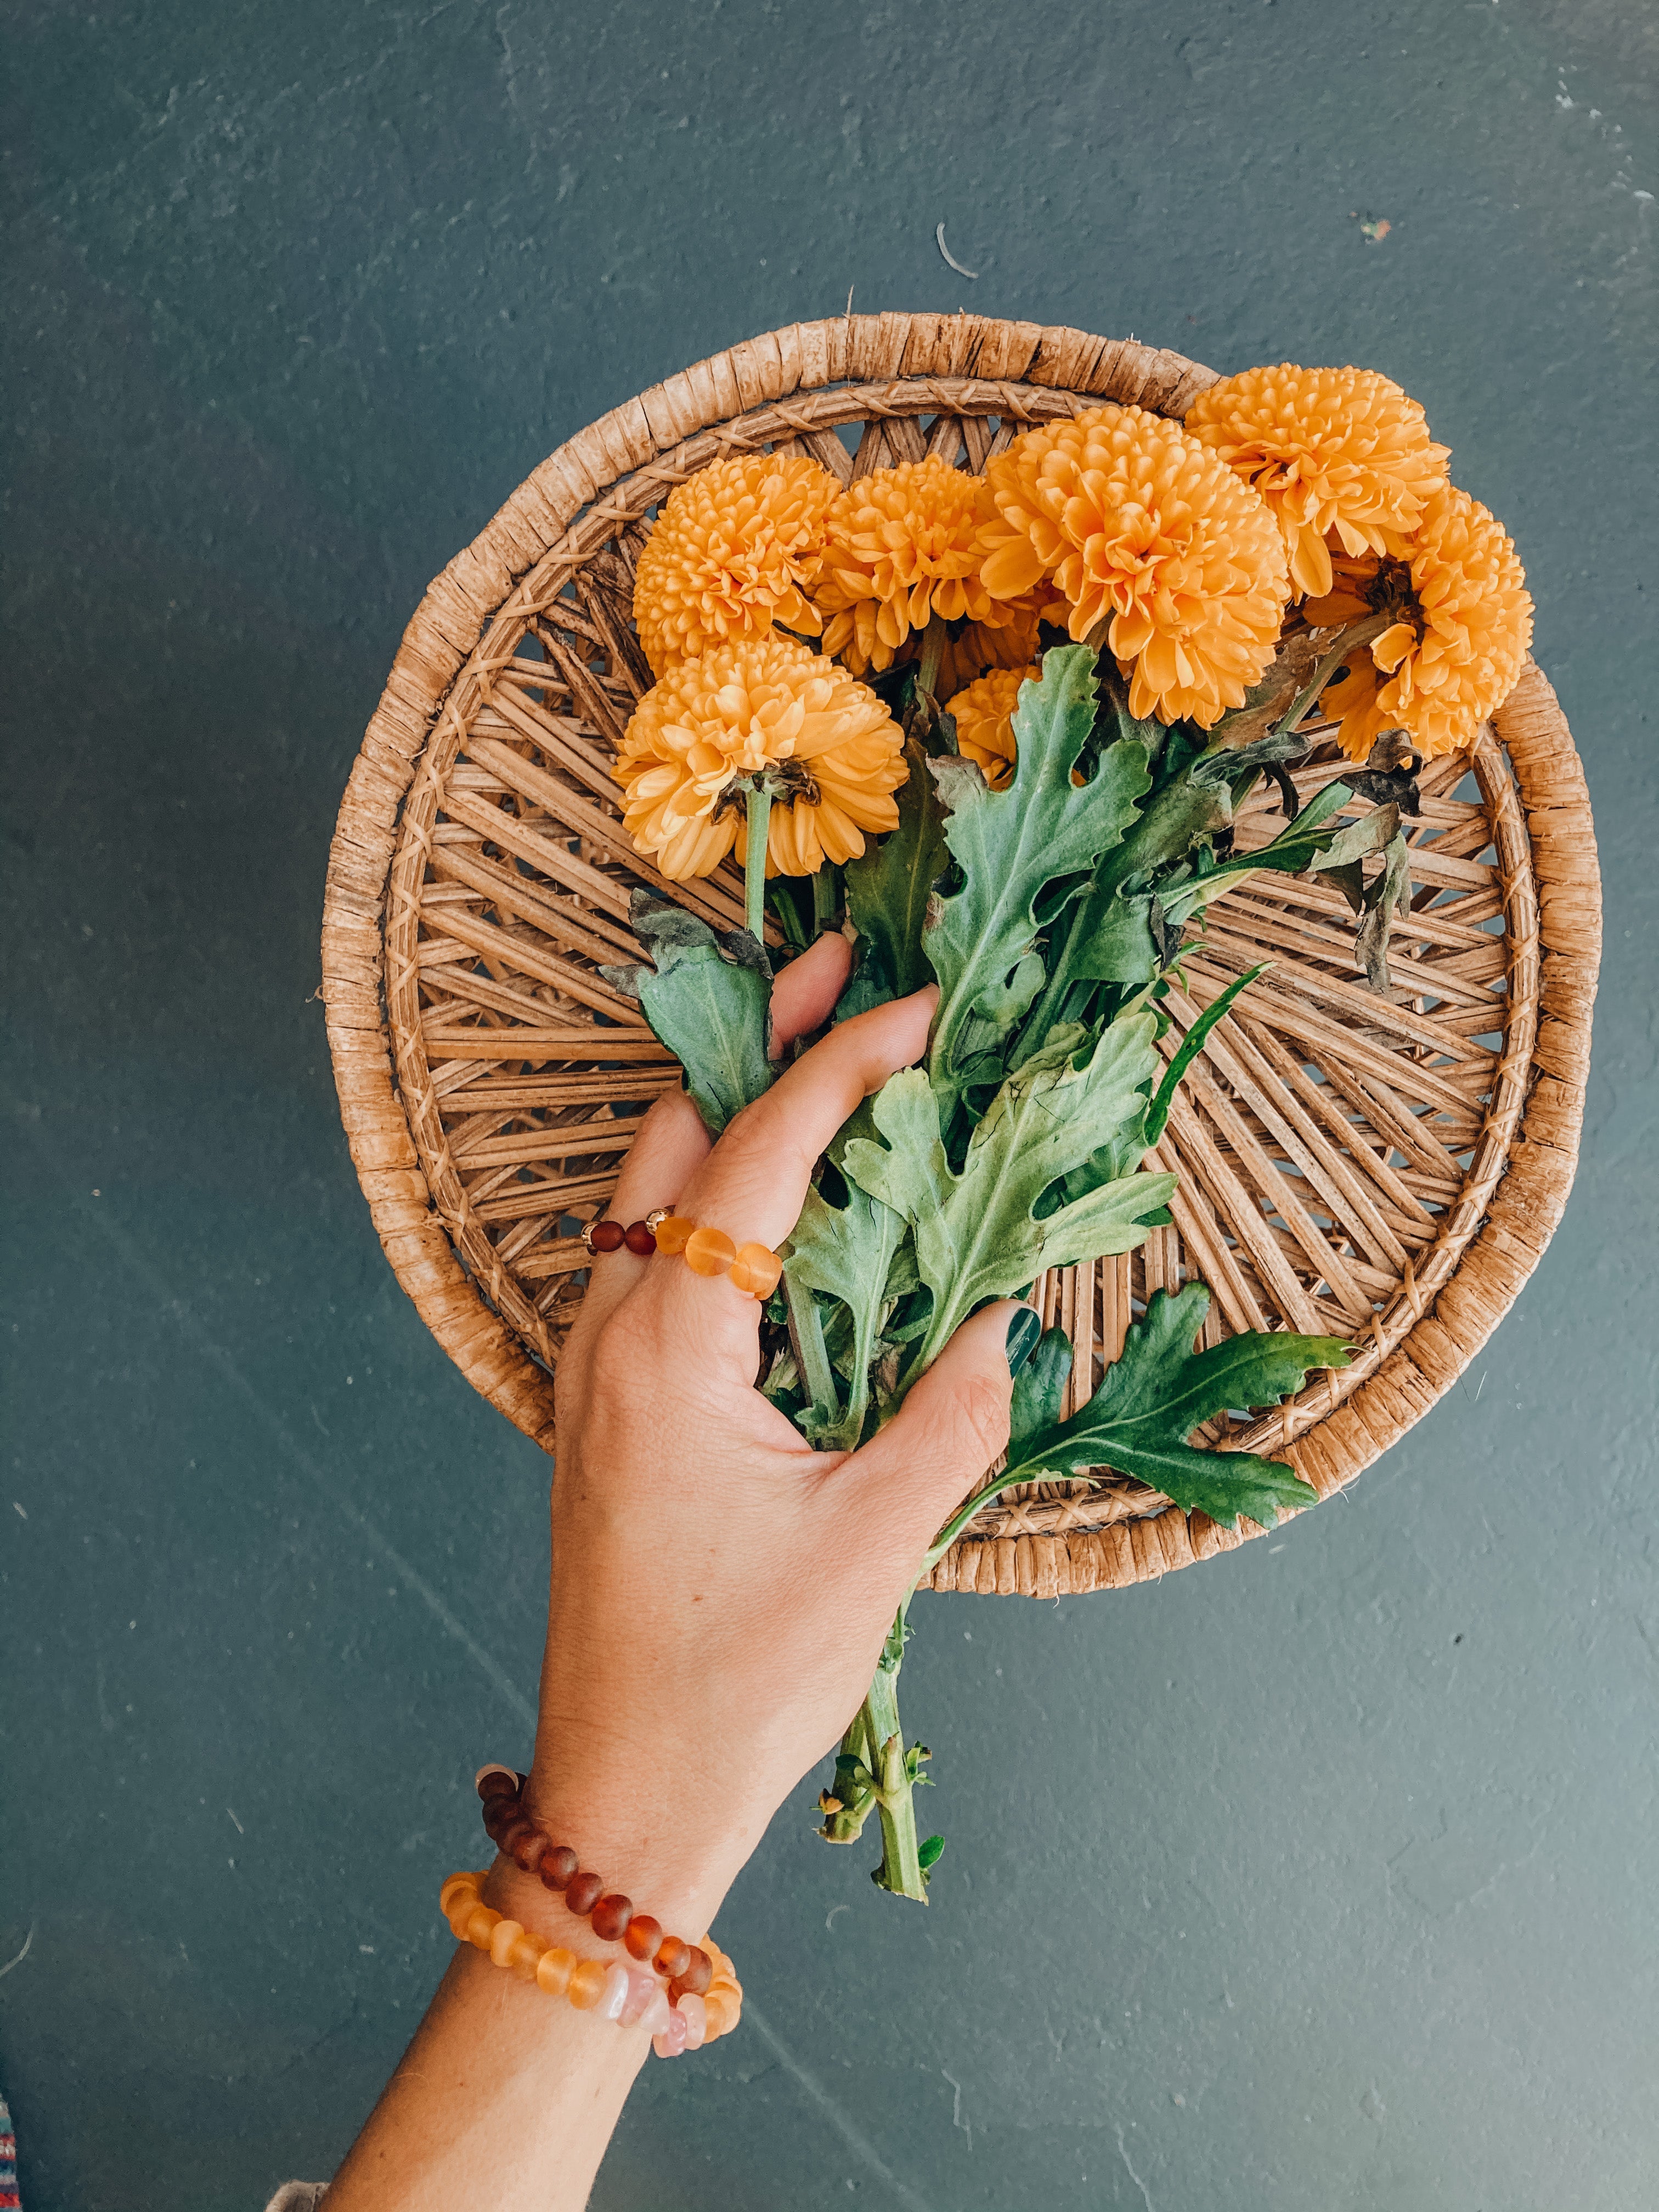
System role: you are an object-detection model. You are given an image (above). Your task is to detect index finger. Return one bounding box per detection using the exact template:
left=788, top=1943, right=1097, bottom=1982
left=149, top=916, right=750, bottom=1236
left=675, top=984, right=936, bottom=1254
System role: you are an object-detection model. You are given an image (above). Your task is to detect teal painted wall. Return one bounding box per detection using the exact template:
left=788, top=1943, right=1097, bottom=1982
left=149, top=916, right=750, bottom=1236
left=3, top=3, right=1655, bottom=2205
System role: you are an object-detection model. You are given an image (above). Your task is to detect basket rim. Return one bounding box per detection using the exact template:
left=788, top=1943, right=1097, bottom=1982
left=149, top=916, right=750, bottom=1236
left=320, top=312, right=1602, bottom=1598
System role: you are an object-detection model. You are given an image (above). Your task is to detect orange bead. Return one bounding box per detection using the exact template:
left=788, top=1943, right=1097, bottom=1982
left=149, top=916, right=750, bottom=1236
left=489, top=1919, right=525, bottom=1970
left=684, top=1226, right=737, bottom=1277
left=653, top=1215, right=695, bottom=1256
left=703, top=1993, right=733, bottom=2039
left=509, top=1933, right=544, bottom=1981
left=465, top=1904, right=498, bottom=1950
left=728, top=1243, right=782, bottom=1297
left=567, top=1958, right=608, bottom=2010
left=439, top=1873, right=477, bottom=1918
left=537, top=1946, right=575, bottom=1997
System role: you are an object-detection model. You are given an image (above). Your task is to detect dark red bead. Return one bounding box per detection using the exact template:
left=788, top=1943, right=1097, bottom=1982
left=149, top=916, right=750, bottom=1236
left=623, top=1914, right=663, bottom=1962
left=678, top=1946, right=713, bottom=1996
left=623, top=1220, right=656, bottom=1256
left=588, top=1218, right=625, bottom=1253
left=565, top=1870, right=605, bottom=1916
left=654, top=1936, right=691, bottom=1980
left=498, top=1817, right=535, bottom=1856
left=477, top=1768, right=517, bottom=1802
left=591, top=1892, right=633, bottom=1942
left=482, top=1798, right=517, bottom=1838
left=511, top=1829, right=548, bottom=1874
left=539, top=1845, right=579, bottom=1892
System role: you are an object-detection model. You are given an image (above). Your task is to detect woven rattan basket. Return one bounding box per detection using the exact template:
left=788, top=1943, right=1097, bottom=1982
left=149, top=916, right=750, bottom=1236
left=321, top=313, right=1600, bottom=1598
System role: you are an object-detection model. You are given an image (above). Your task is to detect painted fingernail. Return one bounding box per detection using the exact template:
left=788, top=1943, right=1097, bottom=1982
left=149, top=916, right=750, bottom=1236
left=1005, top=1307, right=1041, bottom=1377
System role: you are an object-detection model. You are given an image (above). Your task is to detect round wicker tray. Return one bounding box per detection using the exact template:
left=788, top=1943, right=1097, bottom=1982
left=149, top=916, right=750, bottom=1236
left=321, top=313, right=1600, bottom=1598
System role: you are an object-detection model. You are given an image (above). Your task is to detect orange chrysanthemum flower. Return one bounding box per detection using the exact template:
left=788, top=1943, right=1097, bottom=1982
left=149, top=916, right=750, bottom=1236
left=978, top=404, right=1289, bottom=728
left=631, top=453, right=838, bottom=675
left=1184, top=363, right=1452, bottom=600
left=614, top=634, right=907, bottom=879
left=1306, top=484, right=1533, bottom=760
left=950, top=665, right=1038, bottom=791
left=810, top=456, right=1026, bottom=675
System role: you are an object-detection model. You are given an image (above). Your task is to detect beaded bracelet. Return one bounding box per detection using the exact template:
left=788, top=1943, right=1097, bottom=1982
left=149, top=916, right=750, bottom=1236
left=441, top=1871, right=742, bottom=2057
left=477, top=1768, right=715, bottom=2001
left=580, top=1209, right=782, bottom=1299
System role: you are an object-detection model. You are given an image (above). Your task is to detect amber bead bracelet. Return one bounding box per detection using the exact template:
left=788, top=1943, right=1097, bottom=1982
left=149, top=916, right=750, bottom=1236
left=581, top=1207, right=782, bottom=1299
left=441, top=1870, right=743, bottom=2057
left=477, top=1767, right=715, bottom=2002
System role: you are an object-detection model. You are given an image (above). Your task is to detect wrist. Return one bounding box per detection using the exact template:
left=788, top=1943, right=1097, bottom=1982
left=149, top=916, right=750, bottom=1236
left=471, top=1764, right=741, bottom=1971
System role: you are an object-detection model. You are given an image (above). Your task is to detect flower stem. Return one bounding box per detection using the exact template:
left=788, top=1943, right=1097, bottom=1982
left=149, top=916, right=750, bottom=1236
left=1269, top=612, right=1390, bottom=746
left=812, top=861, right=838, bottom=934
left=866, top=1639, right=929, bottom=1902
left=916, top=613, right=949, bottom=705
left=817, top=1606, right=929, bottom=1900
left=783, top=1263, right=840, bottom=1427
left=744, top=780, right=772, bottom=945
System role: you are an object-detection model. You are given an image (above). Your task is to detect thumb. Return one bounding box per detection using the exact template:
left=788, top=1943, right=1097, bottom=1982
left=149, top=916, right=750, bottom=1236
left=838, top=1300, right=1032, bottom=1565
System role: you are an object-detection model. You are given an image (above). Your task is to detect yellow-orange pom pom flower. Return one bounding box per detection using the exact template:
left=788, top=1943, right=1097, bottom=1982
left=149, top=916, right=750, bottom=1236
left=631, top=453, right=838, bottom=675
left=811, top=456, right=1025, bottom=675
left=1307, top=484, right=1533, bottom=760
left=614, top=634, right=907, bottom=879
left=978, top=404, right=1289, bottom=728
left=1185, top=363, right=1452, bottom=600
left=950, top=666, right=1037, bottom=792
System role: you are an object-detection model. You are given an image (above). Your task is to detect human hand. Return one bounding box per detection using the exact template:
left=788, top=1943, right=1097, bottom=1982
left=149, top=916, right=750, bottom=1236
left=501, top=931, right=1023, bottom=1943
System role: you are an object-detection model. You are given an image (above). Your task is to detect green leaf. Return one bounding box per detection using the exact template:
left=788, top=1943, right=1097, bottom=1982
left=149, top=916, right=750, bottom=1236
left=605, top=895, right=773, bottom=1135
left=923, top=646, right=1152, bottom=1097
left=1009, top=1327, right=1073, bottom=1455
left=1158, top=781, right=1355, bottom=927
left=839, top=733, right=952, bottom=1020
left=842, top=1016, right=1177, bottom=1370
left=1143, top=963, right=1267, bottom=1147
left=1069, top=888, right=1161, bottom=989
left=782, top=1177, right=908, bottom=1449
left=917, top=1833, right=946, bottom=1871
left=998, top=1285, right=1350, bottom=1533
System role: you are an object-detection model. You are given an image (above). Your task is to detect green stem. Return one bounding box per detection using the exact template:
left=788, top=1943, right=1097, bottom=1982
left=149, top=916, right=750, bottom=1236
left=1016, top=889, right=1095, bottom=1063
left=813, top=860, right=838, bottom=934
left=816, top=1607, right=928, bottom=1897
left=744, top=780, right=772, bottom=945
left=916, top=613, right=949, bottom=706
left=862, top=1654, right=929, bottom=1911
left=783, top=1262, right=839, bottom=1426
left=1268, top=612, right=1391, bottom=746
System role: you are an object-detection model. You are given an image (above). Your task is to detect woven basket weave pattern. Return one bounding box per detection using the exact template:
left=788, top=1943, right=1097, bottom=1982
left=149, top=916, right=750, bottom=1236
left=320, top=314, right=1600, bottom=1598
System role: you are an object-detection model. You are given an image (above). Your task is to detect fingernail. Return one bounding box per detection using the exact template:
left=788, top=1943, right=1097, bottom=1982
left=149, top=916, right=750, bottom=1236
left=1005, top=1307, right=1041, bottom=1377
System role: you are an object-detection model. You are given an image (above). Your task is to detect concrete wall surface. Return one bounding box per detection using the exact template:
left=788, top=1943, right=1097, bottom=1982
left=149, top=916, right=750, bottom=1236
left=2, top=3, right=1655, bottom=2206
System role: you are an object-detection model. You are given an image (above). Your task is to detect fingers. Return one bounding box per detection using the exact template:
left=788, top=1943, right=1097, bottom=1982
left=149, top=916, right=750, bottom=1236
left=674, top=984, right=937, bottom=1253
left=568, top=1089, right=712, bottom=1345
left=610, top=1087, right=710, bottom=1223
left=770, top=930, right=853, bottom=1057
left=834, top=1300, right=1020, bottom=1563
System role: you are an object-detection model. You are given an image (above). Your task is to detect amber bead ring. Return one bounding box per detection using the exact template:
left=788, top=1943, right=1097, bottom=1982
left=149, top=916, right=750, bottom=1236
left=580, top=1209, right=783, bottom=1299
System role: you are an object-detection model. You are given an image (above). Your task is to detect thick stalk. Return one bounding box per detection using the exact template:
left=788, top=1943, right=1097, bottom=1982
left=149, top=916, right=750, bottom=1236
left=1268, top=612, right=1390, bottom=746
left=815, top=1606, right=929, bottom=1900
left=865, top=1645, right=928, bottom=1901
left=1015, top=887, right=1095, bottom=1062
left=813, top=860, right=838, bottom=934
left=916, top=613, right=949, bottom=708
left=743, top=780, right=772, bottom=945
left=783, top=1262, right=839, bottom=1425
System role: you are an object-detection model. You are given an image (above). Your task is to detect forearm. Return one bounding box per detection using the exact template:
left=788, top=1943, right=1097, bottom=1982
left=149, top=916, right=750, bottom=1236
left=324, top=1863, right=662, bottom=2212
